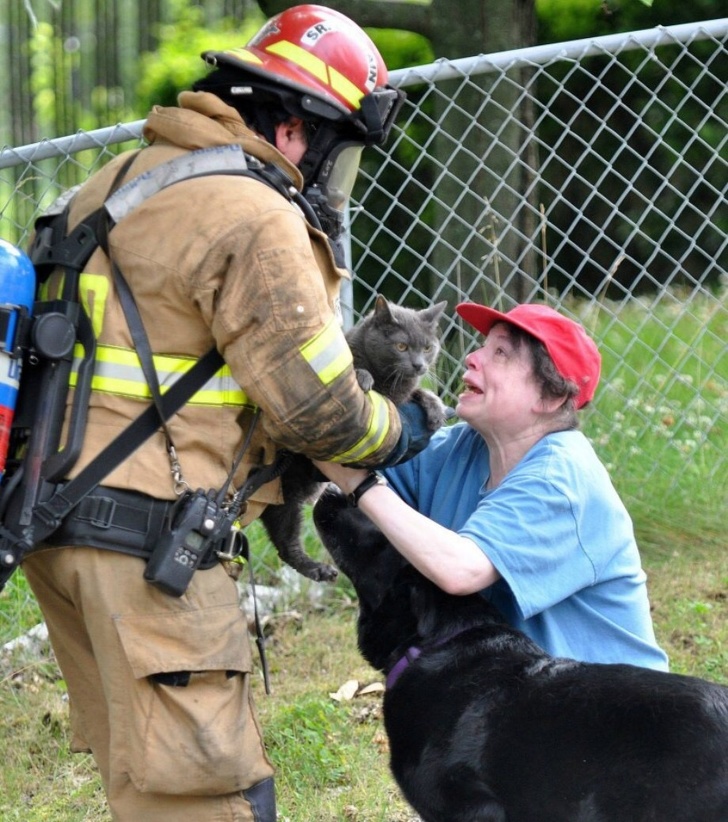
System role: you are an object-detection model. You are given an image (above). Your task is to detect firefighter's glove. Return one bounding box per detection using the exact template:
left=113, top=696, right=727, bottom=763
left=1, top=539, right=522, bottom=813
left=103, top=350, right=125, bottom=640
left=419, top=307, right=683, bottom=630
left=374, top=399, right=434, bottom=468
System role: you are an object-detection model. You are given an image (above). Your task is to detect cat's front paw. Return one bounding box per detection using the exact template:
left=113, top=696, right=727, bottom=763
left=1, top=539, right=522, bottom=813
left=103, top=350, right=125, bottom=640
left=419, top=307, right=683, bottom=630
left=355, top=367, right=375, bottom=393
left=309, top=562, right=339, bottom=582
left=410, top=388, right=449, bottom=431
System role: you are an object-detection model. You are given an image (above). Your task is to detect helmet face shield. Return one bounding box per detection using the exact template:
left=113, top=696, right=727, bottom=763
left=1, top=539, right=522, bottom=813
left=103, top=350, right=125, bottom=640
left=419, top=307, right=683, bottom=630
left=297, top=88, right=403, bottom=264
left=302, top=139, right=362, bottom=255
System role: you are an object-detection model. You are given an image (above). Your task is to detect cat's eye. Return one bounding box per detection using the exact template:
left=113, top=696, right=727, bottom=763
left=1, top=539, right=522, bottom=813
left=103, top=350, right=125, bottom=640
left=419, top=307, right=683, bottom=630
left=396, top=343, right=408, bottom=352
left=424, top=344, right=432, bottom=352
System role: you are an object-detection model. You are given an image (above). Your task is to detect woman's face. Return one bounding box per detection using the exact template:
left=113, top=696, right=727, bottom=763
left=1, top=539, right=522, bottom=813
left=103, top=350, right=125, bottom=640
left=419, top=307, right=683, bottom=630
left=456, top=323, right=544, bottom=436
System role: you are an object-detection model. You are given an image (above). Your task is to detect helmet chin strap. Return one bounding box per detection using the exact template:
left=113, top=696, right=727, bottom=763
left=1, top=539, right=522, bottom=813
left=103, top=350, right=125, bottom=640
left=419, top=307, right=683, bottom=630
left=297, top=120, right=345, bottom=185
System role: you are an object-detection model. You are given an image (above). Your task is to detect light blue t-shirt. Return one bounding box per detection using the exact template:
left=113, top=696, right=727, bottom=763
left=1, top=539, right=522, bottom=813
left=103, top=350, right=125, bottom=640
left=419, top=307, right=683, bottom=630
left=384, top=423, right=668, bottom=671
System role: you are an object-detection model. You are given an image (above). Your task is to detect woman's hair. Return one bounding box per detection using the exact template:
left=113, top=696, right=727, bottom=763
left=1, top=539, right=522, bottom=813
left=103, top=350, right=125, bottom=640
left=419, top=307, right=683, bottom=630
left=505, top=324, right=580, bottom=430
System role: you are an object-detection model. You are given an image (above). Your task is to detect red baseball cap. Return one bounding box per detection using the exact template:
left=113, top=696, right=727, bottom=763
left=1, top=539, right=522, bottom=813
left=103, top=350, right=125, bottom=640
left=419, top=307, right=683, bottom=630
left=456, top=302, right=602, bottom=409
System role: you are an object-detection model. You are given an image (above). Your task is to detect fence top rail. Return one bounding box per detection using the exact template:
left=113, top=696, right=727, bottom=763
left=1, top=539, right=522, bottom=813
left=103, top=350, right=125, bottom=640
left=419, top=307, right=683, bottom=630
left=0, top=120, right=147, bottom=171
left=390, top=17, right=728, bottom=86
left=1, top=17, right=726, bottom=171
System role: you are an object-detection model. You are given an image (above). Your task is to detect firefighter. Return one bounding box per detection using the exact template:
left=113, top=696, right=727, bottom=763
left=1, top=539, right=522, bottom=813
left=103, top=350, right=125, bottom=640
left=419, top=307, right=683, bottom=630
left=21, top=6, right=432, bottom=820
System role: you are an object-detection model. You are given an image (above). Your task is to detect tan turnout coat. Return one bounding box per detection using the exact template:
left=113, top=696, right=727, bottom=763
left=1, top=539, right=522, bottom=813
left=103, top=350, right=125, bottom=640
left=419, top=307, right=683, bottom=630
left=52, top=91, right=401, bottom=523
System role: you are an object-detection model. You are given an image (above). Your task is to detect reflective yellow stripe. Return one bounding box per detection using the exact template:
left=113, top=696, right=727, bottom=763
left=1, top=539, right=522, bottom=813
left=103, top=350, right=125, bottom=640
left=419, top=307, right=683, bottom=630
left=299, top=319, right=352, bottom=385
left=335, top=391, right=390, bottom=462
left=299, top=321, right=389, bottom=460
left=69, top=344, right=252, bottom=408
left=265, top=41, right=363, bottom=109
left=79, top=273, right=110, bottom=338
left=36, top=279, right=53, bottom=300
left=266, top=40, right=328, bottom=82
left=328, top=67, right=364, bottom=108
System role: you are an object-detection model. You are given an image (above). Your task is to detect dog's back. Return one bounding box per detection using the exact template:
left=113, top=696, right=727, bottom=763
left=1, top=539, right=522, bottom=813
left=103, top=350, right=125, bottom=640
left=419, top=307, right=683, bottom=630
left=313, top=488, right=728, bottom=822
left=385, top=626, right=728, bottom=821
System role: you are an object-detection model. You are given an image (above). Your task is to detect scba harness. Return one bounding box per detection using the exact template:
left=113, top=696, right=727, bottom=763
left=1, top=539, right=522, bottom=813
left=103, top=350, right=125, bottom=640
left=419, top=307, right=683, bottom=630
left=0, top=144, right=308, bottom=596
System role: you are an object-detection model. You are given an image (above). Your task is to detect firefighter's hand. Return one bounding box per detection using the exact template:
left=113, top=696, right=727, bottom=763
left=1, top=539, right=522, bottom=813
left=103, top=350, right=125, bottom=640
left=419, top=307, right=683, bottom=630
left=372, top=399, right=435, bottom=468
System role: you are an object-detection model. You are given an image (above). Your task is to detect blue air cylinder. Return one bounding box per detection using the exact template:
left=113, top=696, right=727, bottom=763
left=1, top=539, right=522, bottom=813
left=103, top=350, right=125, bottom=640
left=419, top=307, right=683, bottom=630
left=0, top=240, right=35, bottom=479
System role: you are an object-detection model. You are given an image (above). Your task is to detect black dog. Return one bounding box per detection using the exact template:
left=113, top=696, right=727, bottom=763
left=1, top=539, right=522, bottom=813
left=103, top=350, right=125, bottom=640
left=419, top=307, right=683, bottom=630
left=313, top=488, right=728, bottom=822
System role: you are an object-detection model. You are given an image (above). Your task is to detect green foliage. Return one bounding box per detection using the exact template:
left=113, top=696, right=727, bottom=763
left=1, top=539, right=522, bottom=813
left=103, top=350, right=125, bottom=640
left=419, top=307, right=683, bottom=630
left=367, top=28, right=433, bottom=72
left=135, top=3, right=265, bottom=114
left=27, top=23, right=57, bottom=131
left=26, top=19, right=137, bottom=134
left=537, top=0, right=723, bottom=43
left=0, top=571, right=43, bottom=647
left=537, top=0, right=613, bottom=42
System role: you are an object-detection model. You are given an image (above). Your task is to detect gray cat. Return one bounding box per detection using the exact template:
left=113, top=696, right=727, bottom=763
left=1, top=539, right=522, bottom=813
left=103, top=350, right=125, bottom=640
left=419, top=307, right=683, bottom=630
left=259, top=295, right=449, bottom=582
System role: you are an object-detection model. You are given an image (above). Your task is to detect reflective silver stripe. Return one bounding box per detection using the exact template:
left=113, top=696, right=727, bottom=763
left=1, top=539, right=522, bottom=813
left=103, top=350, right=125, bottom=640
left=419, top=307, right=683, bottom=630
left=299, top=318, right=352, bottom=386
left=104, top=145, right=251, bottom=224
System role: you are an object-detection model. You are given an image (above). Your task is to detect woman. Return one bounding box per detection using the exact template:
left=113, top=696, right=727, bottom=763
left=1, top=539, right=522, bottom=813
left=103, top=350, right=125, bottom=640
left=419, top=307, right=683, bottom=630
left=316, top=302, right=668, bottom=670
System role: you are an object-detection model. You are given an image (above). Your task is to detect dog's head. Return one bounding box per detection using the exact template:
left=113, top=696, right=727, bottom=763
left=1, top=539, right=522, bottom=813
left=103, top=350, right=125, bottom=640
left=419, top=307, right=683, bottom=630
left=314, top=486, right=500, bottom=672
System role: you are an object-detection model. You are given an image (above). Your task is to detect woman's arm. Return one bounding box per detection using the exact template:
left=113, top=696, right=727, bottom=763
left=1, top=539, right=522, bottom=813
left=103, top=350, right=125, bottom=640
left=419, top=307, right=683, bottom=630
left=314, top=461, right=500, bottom=595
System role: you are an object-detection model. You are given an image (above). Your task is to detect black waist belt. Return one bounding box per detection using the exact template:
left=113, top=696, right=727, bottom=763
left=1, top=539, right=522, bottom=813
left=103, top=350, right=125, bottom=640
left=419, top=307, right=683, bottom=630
left=40, top=485, right=219, bottom=569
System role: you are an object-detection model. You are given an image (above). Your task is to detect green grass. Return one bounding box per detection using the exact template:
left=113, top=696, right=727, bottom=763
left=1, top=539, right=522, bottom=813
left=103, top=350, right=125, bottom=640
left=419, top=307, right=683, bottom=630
left=2, top=527, right=728, bottom=822
left=0, top=289, right=726, bottom=819
left=581, top=289, right=726, bottom=500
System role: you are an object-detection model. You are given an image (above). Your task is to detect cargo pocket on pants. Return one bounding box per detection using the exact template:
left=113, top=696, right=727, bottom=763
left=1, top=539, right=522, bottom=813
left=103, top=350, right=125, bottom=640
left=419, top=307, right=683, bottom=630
left=114, top=604, right=270, bottom=796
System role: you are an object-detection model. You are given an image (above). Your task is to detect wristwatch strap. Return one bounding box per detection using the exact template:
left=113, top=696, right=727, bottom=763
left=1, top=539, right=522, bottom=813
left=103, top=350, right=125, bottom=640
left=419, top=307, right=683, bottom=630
left=348, top=472, right=388, bottom=507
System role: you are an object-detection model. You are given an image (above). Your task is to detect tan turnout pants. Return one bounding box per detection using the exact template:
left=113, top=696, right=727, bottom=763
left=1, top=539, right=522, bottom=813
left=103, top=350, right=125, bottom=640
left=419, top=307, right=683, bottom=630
left=23, top=546, right=275, bottom=822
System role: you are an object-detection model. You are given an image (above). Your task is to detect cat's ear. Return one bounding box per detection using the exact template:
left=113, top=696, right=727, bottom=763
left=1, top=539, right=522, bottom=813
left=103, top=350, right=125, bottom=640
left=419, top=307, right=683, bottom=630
left=374, top=294, right=394, bottom=318
left=422, top=300, right=448, bottom=325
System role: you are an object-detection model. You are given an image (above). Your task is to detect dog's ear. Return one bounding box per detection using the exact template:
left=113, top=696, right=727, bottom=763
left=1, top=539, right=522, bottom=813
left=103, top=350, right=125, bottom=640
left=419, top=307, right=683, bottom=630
left=408, top=571, right=476, bottom=641
left=408, top=575, right=441, bottom=639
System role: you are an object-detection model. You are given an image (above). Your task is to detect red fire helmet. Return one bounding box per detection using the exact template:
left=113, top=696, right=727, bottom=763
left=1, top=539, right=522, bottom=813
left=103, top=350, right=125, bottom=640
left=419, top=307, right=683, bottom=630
left=202, top=4, right=403, bottom=144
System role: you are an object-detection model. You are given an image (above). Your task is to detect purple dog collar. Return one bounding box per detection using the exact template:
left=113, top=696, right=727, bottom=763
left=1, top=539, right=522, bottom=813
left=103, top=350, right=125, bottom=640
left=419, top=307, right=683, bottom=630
left=386, top=646, right=422, bottom=689
left=385, top=626, right=478, bottom=689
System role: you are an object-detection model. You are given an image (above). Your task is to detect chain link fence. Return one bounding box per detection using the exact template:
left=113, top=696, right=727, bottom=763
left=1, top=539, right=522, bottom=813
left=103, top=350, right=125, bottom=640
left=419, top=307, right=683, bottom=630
left=0, top=19, right=726, bottom=634
left=356, top=17, right=727, bottom=507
